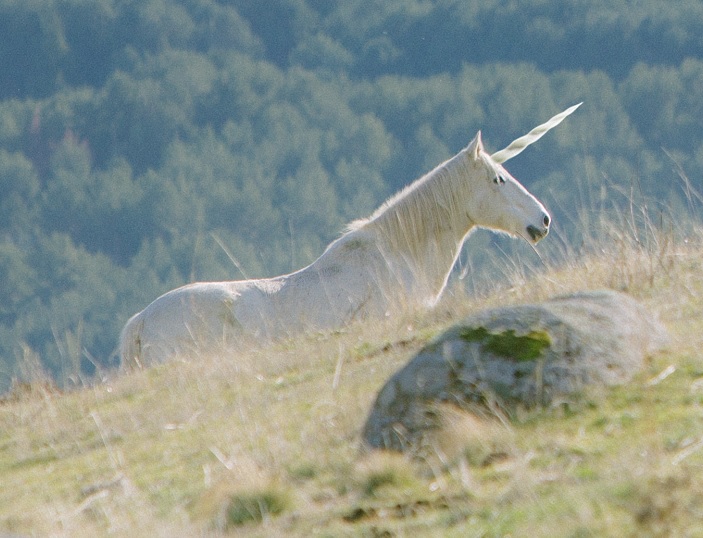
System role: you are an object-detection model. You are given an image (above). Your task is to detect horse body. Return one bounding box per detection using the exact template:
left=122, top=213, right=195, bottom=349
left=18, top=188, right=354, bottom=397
left=123, top=229, right=404, bottom=366
left=120, top=106, right=578, bottom=367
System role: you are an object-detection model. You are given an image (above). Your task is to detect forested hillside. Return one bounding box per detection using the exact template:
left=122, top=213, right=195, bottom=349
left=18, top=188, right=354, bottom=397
left=2, top=0, right=703, bottom=391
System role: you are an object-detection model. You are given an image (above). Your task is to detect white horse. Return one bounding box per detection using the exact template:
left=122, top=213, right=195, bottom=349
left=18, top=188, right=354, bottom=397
left=120, top=104, right=581, bottom=367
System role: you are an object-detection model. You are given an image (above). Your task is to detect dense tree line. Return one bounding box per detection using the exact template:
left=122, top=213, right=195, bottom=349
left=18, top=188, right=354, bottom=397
left=1, top=0, right=702, bottom=391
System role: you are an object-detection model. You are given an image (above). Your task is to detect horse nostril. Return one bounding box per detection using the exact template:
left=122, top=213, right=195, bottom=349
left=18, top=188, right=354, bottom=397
left=526, top=225, right=542, bottom=241
left=543, top=214, right=550, bottom=227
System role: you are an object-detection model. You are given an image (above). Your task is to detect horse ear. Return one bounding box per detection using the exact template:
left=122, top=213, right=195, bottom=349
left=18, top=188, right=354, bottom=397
left=467, top=131, right=483, bottom=159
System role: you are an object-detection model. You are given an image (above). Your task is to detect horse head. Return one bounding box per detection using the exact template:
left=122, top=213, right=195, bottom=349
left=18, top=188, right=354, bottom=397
left=463, top=103, right=581, bottom=244
left=464, top=132, right=550, bottom=244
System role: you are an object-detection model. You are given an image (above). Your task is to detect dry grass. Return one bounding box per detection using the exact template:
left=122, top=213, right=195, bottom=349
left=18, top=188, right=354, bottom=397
left=2, top=214, right=703, bottom=537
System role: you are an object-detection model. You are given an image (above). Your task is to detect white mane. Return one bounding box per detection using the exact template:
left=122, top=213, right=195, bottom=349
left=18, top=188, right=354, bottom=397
left=348, top=145, right=479, bottom=261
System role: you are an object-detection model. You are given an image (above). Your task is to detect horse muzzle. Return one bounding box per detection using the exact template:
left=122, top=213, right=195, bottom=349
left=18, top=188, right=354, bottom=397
left=526, top=224, right=549, bottom=243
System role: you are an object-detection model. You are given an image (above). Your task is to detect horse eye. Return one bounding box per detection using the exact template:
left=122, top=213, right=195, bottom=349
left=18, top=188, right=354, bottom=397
left=494, top=175, right=506, bottom=185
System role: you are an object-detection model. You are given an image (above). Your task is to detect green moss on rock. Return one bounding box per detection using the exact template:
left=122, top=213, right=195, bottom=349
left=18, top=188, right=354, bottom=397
left=459, top=327, right=551, bottom=361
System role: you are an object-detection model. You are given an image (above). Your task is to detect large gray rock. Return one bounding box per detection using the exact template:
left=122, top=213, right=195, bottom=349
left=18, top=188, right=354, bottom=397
left=363, top=290, right=668, bottom=450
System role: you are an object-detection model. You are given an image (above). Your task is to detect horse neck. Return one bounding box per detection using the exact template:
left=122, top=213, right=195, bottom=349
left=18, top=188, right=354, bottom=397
left=369, top=150, right=477, bottom=300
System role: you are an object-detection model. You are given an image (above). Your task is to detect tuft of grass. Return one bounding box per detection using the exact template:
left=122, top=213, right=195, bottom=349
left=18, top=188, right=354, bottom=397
left=193, top=474, right=292, bottom=531
left=357, top=452, right=422, bottom=498
left=223, top=487, right=290, bottom=527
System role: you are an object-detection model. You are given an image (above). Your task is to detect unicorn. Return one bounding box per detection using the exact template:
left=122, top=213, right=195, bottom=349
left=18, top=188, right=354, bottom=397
left=120, top=104, right=581, bottom=368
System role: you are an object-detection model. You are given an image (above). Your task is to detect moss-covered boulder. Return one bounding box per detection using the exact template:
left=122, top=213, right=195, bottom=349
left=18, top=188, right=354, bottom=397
left=363, top=290, right=668, bottom=451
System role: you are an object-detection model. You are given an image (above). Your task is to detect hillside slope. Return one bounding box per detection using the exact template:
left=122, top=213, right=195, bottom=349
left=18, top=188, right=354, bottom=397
left=1, top=226, right=703, bottom=537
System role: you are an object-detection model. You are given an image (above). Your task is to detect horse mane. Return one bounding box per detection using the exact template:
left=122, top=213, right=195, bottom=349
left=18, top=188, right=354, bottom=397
left=346, top=147, right=475, bottom=258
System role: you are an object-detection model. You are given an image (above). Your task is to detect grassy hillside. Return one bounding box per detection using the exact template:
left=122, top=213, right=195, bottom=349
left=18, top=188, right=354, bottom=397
left=1, top=221, right=703, bottom=537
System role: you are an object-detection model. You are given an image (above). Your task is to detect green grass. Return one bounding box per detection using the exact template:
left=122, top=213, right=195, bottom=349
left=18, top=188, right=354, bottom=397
left=2, top=226, right=703, bottom=536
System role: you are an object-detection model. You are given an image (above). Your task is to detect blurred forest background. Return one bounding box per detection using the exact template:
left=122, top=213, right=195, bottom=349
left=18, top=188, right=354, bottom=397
left=1, top=0, right=703, bottom=392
